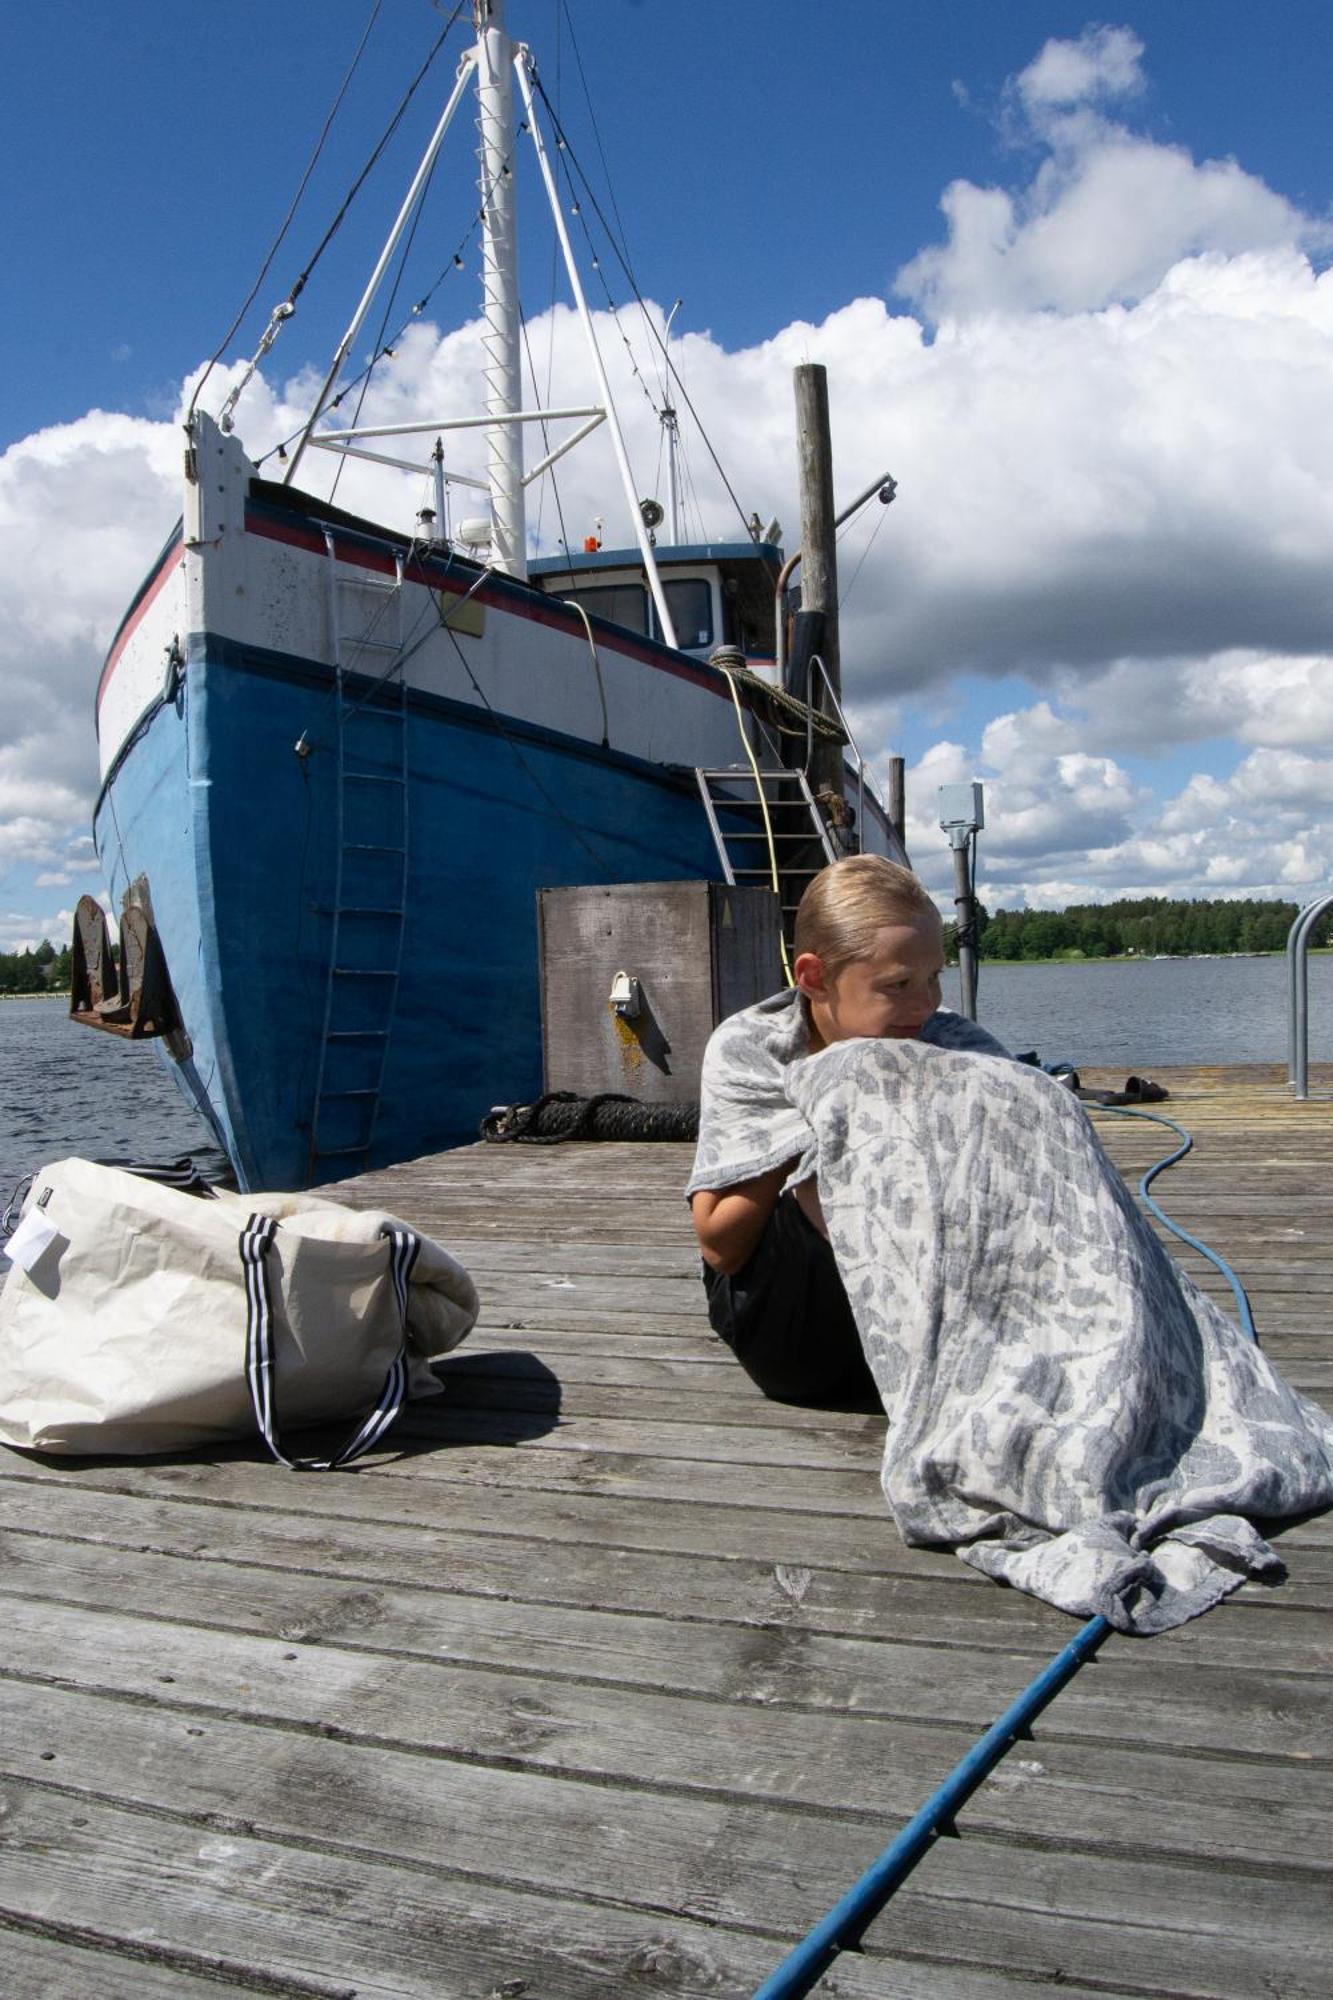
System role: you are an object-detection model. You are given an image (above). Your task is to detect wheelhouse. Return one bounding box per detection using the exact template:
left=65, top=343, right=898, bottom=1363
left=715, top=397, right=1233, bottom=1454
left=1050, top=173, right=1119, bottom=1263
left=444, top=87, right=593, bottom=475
left=529, top=540, right=782, bottom=668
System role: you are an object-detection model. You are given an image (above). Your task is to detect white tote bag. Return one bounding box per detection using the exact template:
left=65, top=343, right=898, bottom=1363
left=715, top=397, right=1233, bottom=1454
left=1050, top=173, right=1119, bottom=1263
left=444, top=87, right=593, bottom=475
left=0, top=1157, right=478, bottom=1461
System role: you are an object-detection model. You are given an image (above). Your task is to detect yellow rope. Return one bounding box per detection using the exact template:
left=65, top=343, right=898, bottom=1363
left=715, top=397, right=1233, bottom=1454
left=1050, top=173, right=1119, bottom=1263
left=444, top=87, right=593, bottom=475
left=718, top=666, right=794, bottom=987
left=561, top=599, right=610, bottom=746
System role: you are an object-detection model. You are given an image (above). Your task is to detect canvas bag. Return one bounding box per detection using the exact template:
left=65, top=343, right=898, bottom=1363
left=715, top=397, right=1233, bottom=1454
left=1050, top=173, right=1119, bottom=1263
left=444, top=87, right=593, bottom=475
left=0, top=1157, right=479, bottom=1460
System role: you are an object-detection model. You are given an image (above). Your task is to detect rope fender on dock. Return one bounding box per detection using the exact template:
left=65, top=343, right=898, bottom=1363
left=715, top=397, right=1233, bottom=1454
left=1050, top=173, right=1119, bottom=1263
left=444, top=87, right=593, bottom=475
left=479, top=1091, right=700, bottom=1144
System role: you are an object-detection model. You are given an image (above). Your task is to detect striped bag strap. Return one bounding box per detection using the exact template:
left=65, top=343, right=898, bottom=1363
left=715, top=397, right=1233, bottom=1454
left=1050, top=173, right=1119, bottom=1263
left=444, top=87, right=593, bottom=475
left=114, top=1156, right=222, bottom=1197
left=239, top=1214, right=420, bottom=1471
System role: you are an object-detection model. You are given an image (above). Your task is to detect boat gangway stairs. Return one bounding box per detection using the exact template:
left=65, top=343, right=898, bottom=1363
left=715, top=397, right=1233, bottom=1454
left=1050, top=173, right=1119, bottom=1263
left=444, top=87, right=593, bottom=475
left=1, top=1062, right=1330, bottom=1995
left=696, top=765, right=838, bottom=952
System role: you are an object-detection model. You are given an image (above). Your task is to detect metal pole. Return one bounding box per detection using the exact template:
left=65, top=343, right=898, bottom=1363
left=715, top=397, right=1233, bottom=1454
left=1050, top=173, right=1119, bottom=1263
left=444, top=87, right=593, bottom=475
left=512, top=50, right=678, bottom=648
left=477, top=0, right=527, bottom=577
left=950, top=830, right=978, bottom=1019
left=774, top=467, right=894, bottom=682
left=1287, top=892, right=1332, bottom=1097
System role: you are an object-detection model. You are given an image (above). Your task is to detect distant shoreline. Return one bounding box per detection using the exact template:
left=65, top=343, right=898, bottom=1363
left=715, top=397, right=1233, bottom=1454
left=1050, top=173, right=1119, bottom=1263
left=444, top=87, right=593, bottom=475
left=954, top=948, right=1332, bottom=971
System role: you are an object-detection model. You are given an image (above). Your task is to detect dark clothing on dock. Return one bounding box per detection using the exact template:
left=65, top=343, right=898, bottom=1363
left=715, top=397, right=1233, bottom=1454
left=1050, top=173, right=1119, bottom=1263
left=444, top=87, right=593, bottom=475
left=702, top=1190, right=879, bottom=1408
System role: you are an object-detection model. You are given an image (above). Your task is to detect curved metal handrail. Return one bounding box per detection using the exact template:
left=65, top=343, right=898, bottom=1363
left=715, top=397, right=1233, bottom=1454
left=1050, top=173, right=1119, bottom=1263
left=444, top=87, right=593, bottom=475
left=1287, top=890, right=1333, bottom=1097
left=805, top=654, right=866, bottom=849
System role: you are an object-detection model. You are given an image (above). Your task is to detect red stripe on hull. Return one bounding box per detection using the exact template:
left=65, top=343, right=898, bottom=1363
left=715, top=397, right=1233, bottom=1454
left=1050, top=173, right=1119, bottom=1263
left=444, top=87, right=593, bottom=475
left=97, top=538, right=184, bottom=714
left=244, top=507, right=732, bottom=701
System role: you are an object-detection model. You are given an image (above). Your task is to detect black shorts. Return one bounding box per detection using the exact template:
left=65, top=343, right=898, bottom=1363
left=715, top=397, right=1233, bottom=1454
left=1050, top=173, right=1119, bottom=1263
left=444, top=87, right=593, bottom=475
left=701, top=1190, right=879, bottom=1408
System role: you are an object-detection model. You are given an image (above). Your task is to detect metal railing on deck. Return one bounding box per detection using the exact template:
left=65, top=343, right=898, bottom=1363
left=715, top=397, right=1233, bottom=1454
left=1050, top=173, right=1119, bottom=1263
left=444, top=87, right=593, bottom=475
left=805, top=654, right=865, bottom=848
left=1287, top=890, right=1332, bottom=1097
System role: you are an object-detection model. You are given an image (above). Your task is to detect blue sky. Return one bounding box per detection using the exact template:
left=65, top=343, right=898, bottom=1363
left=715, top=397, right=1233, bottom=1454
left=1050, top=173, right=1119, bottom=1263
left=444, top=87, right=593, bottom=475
left=6, top=1, right=1329, bottom=433
left=2, top=1, right=1332, bottom=941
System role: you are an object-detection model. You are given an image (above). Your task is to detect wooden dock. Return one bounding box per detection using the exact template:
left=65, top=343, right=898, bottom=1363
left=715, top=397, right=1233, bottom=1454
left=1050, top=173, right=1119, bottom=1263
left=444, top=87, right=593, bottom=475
left=1, top=1064, right=1329, bottom=1997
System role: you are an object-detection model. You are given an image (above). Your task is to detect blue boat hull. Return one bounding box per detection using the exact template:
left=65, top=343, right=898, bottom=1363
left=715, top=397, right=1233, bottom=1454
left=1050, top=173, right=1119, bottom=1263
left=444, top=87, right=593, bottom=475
left=96, top=642, right=722, bottom=1189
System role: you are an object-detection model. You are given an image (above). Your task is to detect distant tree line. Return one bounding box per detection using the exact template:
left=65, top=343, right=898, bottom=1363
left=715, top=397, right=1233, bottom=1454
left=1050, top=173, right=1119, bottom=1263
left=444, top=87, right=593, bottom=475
left=944, top=897, right=1332, bottom=964
left=0, top=939, right=74, bottom=994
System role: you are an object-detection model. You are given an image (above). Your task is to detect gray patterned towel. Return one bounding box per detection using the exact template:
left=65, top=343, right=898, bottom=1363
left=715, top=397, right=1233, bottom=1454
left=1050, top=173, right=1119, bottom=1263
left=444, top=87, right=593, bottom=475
left=685, top=989, right=1013, bottom=1197
left=689, top=996, right=1333, bottom=1633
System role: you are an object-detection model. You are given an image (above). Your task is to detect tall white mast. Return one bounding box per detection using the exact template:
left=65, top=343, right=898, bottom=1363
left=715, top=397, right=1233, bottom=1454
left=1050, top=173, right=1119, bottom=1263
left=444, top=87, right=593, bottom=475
left=475, top=0, right=526, bottom=579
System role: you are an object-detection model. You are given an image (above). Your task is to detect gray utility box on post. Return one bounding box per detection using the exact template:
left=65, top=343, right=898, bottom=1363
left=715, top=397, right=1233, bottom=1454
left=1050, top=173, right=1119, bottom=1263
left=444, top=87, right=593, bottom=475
left=538, top=881, right=785, bottom=1103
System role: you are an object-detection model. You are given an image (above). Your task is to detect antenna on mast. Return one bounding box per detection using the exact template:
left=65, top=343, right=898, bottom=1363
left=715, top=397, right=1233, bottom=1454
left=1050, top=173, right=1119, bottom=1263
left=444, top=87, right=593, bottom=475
left=662, top=298, right=682, bottom=544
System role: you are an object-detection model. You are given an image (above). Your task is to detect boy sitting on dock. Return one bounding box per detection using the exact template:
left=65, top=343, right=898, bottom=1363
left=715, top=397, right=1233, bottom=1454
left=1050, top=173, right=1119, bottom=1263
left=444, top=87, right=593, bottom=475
left=687, top=855, right=1010, bottom=1407
left=689, top=855, right=1333, bottom=1631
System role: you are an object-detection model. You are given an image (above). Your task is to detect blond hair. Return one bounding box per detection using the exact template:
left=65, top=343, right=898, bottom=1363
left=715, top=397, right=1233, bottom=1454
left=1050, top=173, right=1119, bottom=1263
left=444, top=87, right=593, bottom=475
left=794, top=855, right=940, bottom=979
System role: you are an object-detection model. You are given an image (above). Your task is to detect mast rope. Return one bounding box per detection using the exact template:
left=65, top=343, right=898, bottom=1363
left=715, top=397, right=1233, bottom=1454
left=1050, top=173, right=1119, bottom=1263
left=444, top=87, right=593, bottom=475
left=532, top=75, right=756, bottom=542
left=188, top=0, right=387, bottom=424
left=195, top=7, right=465, bottom=434
left=255, top=167, right=498, bottom=471
left=519, top=302, right=575, bottom=559
left=328, top=129, right=446, bottom=504
left=837, top=497, right=893, bottom=614
left=280, top=12, right=461, bottom=325
left=555, top=0, right=672, bottom=408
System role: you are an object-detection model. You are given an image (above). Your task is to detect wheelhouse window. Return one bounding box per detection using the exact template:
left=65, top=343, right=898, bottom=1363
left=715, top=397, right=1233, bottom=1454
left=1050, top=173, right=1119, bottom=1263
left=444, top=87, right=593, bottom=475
left=563, top=583, right=649, bottom=634
left=657, top=578, right=713, bottom=650
left=560, top=574, right=714, bottom=651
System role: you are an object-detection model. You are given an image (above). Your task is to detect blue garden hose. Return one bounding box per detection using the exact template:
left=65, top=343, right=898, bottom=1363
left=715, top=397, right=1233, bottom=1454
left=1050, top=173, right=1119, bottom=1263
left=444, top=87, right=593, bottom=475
left=752, top=1103, right=1255, bottom=1999
left=1093, top=1104, right=1257, bottom=1342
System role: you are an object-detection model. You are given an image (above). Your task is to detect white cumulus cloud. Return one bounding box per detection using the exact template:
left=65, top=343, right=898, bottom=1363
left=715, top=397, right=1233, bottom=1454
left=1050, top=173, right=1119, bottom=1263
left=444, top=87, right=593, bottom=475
left=2, top=24, right=1331, bottom=925
left=899, top=24, right=1325, bottom=321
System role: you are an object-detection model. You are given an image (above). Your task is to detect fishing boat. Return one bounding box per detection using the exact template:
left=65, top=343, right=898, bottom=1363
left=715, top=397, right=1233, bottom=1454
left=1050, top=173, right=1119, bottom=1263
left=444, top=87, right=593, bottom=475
left=80, top=0, right=904, bottom=1190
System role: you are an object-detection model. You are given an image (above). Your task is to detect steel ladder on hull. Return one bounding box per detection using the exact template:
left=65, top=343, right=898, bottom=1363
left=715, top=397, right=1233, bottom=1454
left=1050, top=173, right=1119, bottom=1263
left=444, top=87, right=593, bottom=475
left=308, top=535, right=410, bottom=1176
left=695, top=766, right=839, bottom=952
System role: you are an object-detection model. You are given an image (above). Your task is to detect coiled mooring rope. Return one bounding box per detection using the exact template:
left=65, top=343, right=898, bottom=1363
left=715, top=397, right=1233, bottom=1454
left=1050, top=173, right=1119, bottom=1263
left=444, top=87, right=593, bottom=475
left=479, top=1091, right=699, bottom=1144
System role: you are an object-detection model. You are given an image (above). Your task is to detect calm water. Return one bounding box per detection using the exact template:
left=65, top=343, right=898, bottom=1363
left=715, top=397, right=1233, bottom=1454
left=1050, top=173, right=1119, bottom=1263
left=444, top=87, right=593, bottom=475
left=0, top=1000, right=227, bottom=1213
left=2, top=957, right=1329, bottom=1204
left=946, top=951, right=1333, bottom=1072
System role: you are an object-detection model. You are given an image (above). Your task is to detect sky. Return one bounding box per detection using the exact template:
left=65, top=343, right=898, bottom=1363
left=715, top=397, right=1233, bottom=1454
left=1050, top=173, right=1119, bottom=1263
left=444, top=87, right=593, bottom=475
left=2, top=0, right=1332, bottom=945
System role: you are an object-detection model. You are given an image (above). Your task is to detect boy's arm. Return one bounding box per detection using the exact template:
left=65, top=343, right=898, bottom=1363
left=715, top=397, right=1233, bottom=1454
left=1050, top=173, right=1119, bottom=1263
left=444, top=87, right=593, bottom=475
left=690, top=1158, right=799, bottom=1275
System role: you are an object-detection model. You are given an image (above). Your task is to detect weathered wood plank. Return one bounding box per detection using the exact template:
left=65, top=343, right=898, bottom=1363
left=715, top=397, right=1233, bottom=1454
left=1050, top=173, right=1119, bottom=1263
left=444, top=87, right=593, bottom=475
left=0, top=1925, right=319, bottom=1998
left=3, top=1530, right=1328, bottom=1761
left=6, top=1602, right=1331, bottom=1879
left=7, top=1455, right=1329, bottom=1631
left=4, top=1721, right=1324, bottom=1999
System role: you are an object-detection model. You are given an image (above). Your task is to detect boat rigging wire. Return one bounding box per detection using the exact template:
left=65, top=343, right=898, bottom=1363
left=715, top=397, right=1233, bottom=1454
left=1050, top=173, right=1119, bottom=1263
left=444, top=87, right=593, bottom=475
left=255, top=182, right=494, bottom=471
left=546, top=122, right=663, bottom=424
left=532, top=75, right=756, bottom=542
left=754, top=1098, right=1257, bottom=1997
left=435, top=612, right=619, bottom=871
left=520, top=304, right=575, bottom=559
left=280, top=9, right=462, bottom=321
left=837, top=492, right=892, bottom=612
left=556, top=0, right=673, bottom=409
left=557, top=8, right=649, bottom=347
left=328, top=128, right=445, bottom=505
left=188, top=0, right=387, bottom=426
